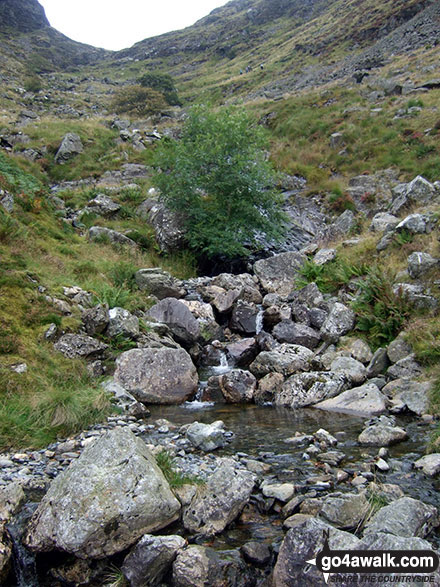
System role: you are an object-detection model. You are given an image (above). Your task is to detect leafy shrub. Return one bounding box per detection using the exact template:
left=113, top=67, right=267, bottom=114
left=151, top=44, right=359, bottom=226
left=296, top=258, right=368, bottom=294
left=153, top=104, right=286, bottom=259
left=137, top=72, right=181, bottom=106
left=107, top=261, right=137, bottom=289
left=92, top=284, right=132, bottom=309
left=327, top=189, right=356, bottom=213
left=352, top=267, right=412, bottom=349
left=0, top=210, right=26, bottom=243
left=111, top=85, right=168, bottom=117
left=23, top=75, right=42, bottom=93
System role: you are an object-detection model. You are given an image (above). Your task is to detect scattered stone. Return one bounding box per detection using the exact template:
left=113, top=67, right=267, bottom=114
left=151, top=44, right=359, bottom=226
left=313, top=248, right=336, bottom=265
left=414, top=454, right=440, bottom=477
left=86, top=194, right=120, bottom=217
left=88, top=226, right=137, bottom=247
left=106, top=307, right=139, bottom=338
left=369, top=212, right=399, bottom=233
left=358, top=416, right=408, bottom=446
left=407, top=251, right=438, bottom=279
left=387, top=355, right=423, bottom=379
left=250, top=344, right=313, bottom=378
left=330, top=356, right=367, bottom=385
left=54, top=133, right=83, bottom=164
left=240, top=542, right=271, bottom=566
left=273, top=321, right=321, bottom=349
left=320, top=302, right=356, bottom=343
left=387, top=336, right=413, bottom=364
left=382, top=378, right=430, bottom=416
left=54, top=334, right=107, bottom=360
left=276, top=371, right=349, bottom=409
left=320, top=492, right=370, bottom=529
left=262, top=482, right=295, bottom=502
left=135, top=268, right=185, bottom=299
left=366, top=348, right=390, bottom=377
left=186, top=422, right=227, bottom=452
left=219, top=369, right=256, bottom=403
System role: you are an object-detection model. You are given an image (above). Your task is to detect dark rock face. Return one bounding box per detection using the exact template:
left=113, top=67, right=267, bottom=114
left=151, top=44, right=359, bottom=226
left=0, top=0, right=49, bottom=33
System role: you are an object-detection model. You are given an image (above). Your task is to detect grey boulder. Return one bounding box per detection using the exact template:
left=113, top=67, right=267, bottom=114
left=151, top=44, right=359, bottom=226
left=253, top=252, right=306, bottom=297
left=54, top=132, right=83, bottom=164
left=146, top=298, right=200, bottom=345
left=54, top=334, right=107, bottom=360
left=320, top=302, right=355, bottom=343
left=276, top=371, right=349, bottom=409
left=364, top=497, right=439, bottom=539
left=114, top=347, right=198, bottom=404
left=314, top=383, right=387, bottom=417
left=183, top=459, right=255, bottom=535
left=186, top=421, right=227, bottom=452
left=24, top=428, right=181, bottom=558
left=135, top=268, right=185, bottom=299
left=250, top=344, right=313, bottom=378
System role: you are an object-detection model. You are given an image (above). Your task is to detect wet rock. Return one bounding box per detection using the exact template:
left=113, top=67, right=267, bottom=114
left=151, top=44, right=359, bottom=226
left=253, top=252, right=306, bottom=297
left=273, top=321, right=321, bottom=349
left=250, top=344, right=313, bottom=378
left=182, top=301, right=222, bottom=343
left=172, top=545, right=253, bottom=587
left=186, top=421, right=227, bottom=451
left=114, top=347, right=198, bottom=404
left=254, top=372, right=285, bottom=404
left=88, top=226, right=137, bottom=247
left=276, top=371, right=349, bottom=409
left=315, top=383, right=387, bottom=416
left=230, top=300, right=260, bottom=335
left=358, top=416, right=407, bottom=446
left=318, top=451, right=345, bottom=466
left=320, top=492, right=370, bottom=529
left=122, top=534, right=186, bottom=587
left=330, top=356, right=367, bottom=385
left=106, top=307, right=139, bottom=338
left=273, top=517, right=360, bottom=587
left=135, top=268, right=185, bottom=299
left=24, top=428, right=181, bottom=558
left=320, top=302, right=355, bottom=343
left=219, top=369, right=256, bottom=403
left=54, top=133, right=83, bottom=164
left=240, top=541, right=271, bottom=566
left=54, top=334, right=107, bottom=360
left=81, top=304, right=109, bottom=336
left=408, top=251, right=439, bottom=279
left=364, top=497, right=439, bottom=539
left=183, top=459, right=255, bottom=535
left=146, top=298, right=200, bottom=345
left=387, top=354, right=423, bottom=379
left=382, top=379, right=430, bottom=416
left=414, top=454, right=440, bottom=477
left=226, top=338, right=258, bottom=367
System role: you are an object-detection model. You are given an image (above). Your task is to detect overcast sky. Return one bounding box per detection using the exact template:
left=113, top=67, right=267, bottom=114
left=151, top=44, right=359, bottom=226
left=39, top=0, right=230, bottom=51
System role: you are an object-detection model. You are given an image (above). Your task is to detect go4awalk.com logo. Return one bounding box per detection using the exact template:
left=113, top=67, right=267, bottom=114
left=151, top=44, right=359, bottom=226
left=307, top=531, right=439, bottom=584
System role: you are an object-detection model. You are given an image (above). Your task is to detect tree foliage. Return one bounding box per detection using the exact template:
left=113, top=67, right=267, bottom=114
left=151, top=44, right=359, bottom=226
left=152, top=105, right=286, bottom=258
left=111, top=85, right=168, bottom=117
left=137, top=72, right=181, bottom=106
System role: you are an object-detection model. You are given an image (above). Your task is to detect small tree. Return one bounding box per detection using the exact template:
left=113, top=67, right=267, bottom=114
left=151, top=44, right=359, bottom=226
left=152, top=105, right=286, bottom=259
left=137, top=72, right=181, bottom=106
left=111, top=85, right=168, bottom=117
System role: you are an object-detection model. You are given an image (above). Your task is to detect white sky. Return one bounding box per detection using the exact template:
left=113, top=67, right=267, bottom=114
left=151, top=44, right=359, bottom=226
left=39, top=0, right=230, bottom=51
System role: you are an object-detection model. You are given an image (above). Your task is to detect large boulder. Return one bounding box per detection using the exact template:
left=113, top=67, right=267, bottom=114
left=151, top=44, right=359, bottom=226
left=414, top=454, right=440, bottom=477
left=273, top=517, right=360, bottom=587
left=24, top=428, right=181, bottom=558
left=114, top=347, right=198, bottom=404
left=250, top=344, right=313, bottom=378
left=276, top=371, right=349, bottom=409
left=364, top=497, right=439, bottom=539
left=314, top=383, right=387, bottom=416
left=86, top=194, right=121, bottom=217
left=122, top=534, right=186, bottom=587
left=54, top=133, right=83, bottom=164
left=146, top=298, right=200, bottom=345
left=390, top=176, right=438, bottom=215
left=230, top=301, right=260, bottom=335
left=358, top=416, right=408, bottom=446
left=54, top=334, right=107, bottom=360
left=135, top=268, right=185, bottom=299
left=253, top=252, right=306, bottom=297
left=382, top=379, right=430, bottom=416
left=137, top=198, right=186, bottom=252
left=183, top=459, right=255, bottom=536
left=106, top=307, right=139, bottom=339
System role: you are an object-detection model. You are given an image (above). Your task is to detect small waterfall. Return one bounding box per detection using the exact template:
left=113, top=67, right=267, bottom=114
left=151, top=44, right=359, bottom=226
left=211, top=351, right=230, bottom=375
left=255, top=308, right=264, bottom=335
left=7, top=503, right=39, bottom=587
